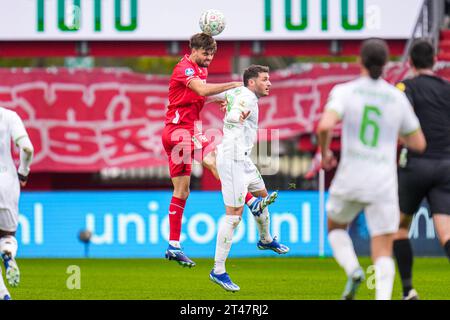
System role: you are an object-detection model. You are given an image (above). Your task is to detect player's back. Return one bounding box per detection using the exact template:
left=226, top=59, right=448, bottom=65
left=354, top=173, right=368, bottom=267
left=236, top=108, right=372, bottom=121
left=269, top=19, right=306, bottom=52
left=165, top=55, right=208, bottom=127
left=0, top=108, right=22, bottom=207
left=328, top=77, right=418, bottom=202
left=0, top=108, right=17, bottom=170
left=400, top=75, right=450, bottom=159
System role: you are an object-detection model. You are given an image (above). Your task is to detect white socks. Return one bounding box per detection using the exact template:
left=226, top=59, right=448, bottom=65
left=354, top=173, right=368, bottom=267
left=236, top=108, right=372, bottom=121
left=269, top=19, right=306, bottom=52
left=169, top=241, right=180, bottom=248
left=254, top=207, right=273, bottom=244
left=328, top=229, right=360, bottom=276
left=0, top=236, right=17, bottom=300
left=375, top=256, right=395, bottom=300
left=0, top=236, right=18, bottom=258
left=213, top=215, right=241, bottom=275
left=0, top=266, right=8, bottom=299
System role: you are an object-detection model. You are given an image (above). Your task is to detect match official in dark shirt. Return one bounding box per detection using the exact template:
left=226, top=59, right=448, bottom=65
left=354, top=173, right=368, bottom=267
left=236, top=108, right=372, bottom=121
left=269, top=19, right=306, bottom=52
left=394, top=39, right=450, bottom=300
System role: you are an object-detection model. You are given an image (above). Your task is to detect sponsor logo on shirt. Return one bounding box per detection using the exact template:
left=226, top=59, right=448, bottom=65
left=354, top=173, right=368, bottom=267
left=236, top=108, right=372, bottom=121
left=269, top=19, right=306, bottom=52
left=185, top=68, right=195, bottom=76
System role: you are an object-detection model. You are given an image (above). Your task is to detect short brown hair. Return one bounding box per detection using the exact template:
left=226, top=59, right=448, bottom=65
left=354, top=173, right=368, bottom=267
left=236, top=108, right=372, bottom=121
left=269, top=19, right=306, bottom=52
left=189, top=33, right=217, bottom=53
left=243, top=65, right=270, bottom=86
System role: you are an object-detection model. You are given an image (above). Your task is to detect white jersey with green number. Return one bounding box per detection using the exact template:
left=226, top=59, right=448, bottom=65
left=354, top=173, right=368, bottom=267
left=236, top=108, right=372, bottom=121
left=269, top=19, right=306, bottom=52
left=326, top=76, right=420, bottom=202
left=217, top=86, right=259, bottom=160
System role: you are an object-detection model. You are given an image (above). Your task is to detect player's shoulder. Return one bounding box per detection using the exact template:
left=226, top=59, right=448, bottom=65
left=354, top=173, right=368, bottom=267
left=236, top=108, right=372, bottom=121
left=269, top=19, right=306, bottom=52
left=175, top=55, right=191, bottom=67
left=330, top=79, right=356, bottom=95
left=394, top=74, right=448, bottom=91
left=227, top=86, right=249, bottom=98
left=226, top=87, right=256, bottom=108
left=395, top=76, right=414, bottom=93
left=0, top=107, right=19, bottom=120
left=381, top=79, right=408, bottom=100
left=173, top=56, right=196, bottom=76
left=0, top=108, right=22, bottom=127
left=240, top=87, right=258, bottom=102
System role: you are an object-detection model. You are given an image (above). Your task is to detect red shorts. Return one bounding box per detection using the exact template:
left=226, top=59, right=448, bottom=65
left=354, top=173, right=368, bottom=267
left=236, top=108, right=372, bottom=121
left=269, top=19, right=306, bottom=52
left=161, top=124, right=215, bottom=178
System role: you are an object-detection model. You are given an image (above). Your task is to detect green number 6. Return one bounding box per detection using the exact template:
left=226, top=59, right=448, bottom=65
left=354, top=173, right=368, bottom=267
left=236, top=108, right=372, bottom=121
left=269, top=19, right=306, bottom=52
left=359, top=105, right=381, bottom=147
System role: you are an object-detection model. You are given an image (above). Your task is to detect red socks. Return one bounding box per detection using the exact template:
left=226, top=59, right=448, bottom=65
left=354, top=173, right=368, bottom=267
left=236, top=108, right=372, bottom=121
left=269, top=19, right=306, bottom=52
left=245, top=192, right=254, bottom=205
left=169, top=196, right=186, bottom=242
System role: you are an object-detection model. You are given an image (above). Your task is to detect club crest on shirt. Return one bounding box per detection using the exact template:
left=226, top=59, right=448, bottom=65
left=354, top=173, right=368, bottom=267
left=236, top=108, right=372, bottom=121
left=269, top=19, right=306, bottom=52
left=185, top=68, right=195, bottom=76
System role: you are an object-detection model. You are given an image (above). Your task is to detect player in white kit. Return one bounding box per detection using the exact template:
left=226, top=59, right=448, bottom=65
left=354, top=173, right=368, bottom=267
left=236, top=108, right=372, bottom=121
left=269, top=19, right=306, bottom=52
left=0, top=107, right=34, bottom=300
left=209, top=65, right=289, bottom=292
left=317, top=39, right=426, bottom=300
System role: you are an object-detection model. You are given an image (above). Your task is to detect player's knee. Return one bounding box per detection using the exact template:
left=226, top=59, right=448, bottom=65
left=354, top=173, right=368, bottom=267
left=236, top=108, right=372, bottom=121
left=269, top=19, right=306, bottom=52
left=0, top=230, right=16, bottom=238
left=252, top=189, right=268, bottom=198
left=176, top=190, right=190, bottom=200
left=173, top=187, right=190, bottom=200
left=433, top=215, right=450, bottom=245
left=222, top=214, right=242, bottom=230
left=394, top=228, right=409, bottom=240
left=327, top=218, right=347, bottom=232
left=226, top=206, right=244, bottom=216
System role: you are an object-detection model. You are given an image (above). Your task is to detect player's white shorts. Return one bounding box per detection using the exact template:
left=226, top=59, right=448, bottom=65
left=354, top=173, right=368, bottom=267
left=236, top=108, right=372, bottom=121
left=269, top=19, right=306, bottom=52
left=216, top=151, right=265, bottom=208
left=0, top=208, right=19, bottom=232
left=326, top=195, right=400, bottom=237
left=0, top=177, right=20, bottom=232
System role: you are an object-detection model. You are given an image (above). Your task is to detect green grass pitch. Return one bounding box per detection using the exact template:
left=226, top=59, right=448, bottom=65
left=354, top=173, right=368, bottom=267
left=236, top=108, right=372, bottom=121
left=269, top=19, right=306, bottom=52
left=8, top=257, right=449, bottom=300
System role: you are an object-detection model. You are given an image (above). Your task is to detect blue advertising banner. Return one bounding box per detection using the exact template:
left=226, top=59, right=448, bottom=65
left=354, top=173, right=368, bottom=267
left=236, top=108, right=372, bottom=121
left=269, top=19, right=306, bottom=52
left=17, top=191, right=330, bottom=258
left=16, top=191, right=443, bottom=258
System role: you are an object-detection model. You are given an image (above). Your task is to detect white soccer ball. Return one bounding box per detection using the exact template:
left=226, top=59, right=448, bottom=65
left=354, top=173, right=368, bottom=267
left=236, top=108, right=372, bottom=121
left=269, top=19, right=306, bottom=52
left=199, top=9, right=226, bottom=36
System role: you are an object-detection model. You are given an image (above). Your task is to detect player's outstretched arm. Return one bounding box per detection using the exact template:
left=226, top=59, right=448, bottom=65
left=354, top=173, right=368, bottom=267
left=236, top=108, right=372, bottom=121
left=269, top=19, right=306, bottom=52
left=188, top=79, right=242, bottom=97
left=205, top=92, right=227, bottom=111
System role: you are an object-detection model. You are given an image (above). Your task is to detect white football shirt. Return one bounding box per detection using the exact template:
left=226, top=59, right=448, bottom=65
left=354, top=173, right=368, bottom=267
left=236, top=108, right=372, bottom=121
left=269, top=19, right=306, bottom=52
left=325, top=76, right=420, bottom=202
left=218, top=86, right=259, bottom=160
left=0, top=107, right=28, bottom=213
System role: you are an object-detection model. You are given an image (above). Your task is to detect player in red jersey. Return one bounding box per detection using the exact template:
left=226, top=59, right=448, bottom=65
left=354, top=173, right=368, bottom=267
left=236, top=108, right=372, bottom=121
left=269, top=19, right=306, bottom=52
left=162, top=33, right=277, bottom=267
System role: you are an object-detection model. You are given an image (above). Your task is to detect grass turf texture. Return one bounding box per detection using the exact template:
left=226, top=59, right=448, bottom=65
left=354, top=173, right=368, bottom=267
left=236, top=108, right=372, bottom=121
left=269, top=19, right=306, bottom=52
left=7, top=257, right=449, bottom=300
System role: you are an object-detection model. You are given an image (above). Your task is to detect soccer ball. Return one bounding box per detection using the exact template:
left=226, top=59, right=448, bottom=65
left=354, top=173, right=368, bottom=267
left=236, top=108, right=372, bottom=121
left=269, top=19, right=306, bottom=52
left=199, top=9, right=226, bottom=36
